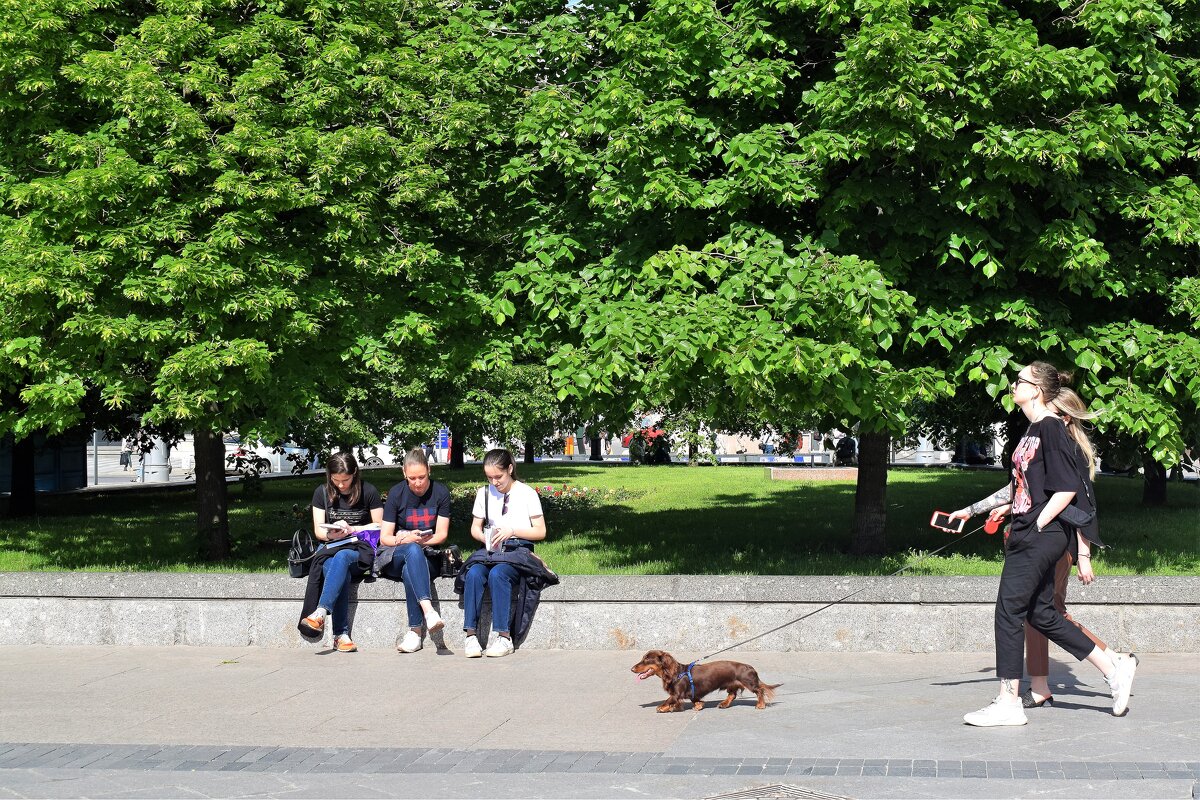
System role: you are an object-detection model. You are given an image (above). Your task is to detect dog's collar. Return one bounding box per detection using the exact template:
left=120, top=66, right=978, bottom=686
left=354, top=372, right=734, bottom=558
left=673, top=661, right=698, bottom=701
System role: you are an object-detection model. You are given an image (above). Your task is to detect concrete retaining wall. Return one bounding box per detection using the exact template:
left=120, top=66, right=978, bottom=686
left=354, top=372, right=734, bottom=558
left=2, top=573, right=1196, bottom=653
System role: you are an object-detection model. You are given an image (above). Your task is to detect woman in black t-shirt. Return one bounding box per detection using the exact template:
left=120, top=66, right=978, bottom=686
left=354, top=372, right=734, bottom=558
left=950, top=362, right=1135, bottom=727
left=298, top=452, right=383, bottom=652
left=377, top=448, right=451, bottom=653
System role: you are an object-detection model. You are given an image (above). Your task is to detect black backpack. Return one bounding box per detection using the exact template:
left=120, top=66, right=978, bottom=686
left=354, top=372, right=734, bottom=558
left=288, top=529, right=319, bottom=578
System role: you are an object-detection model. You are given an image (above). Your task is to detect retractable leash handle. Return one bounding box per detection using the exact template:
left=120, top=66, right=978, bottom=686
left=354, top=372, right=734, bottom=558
left=984, top=517, right=1002, bottom=535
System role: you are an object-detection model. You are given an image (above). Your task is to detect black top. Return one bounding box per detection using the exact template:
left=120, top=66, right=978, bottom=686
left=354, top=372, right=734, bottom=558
left=311, top=482, right=383, bottom=526
left=382, top=481, right=451, bottom=532
left=1009, top=418, right=1082, bottom=537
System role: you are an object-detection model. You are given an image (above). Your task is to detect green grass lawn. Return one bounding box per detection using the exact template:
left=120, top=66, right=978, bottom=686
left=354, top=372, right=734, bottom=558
left=1, top=464, right=1197, bottom=576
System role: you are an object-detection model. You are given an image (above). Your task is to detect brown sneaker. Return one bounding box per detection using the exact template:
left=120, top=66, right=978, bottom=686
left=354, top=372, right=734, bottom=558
left=300, top=612, right=325, bottom=636
left=335, top=635, right=358, bottom=653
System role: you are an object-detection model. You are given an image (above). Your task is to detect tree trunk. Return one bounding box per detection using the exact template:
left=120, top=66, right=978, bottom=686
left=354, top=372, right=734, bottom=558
left=449, top=429, right=465, bottom=469
left=589, top=434, right=603, bottom=461
left=523, top=435, right=536, bottom=465
left=194, top=428, right=232, bottom=561
left=5, top=435, right=37, bottom=518
left=1141, top=455, right=1167, bottom=506
left=850, top=431, right=889, bottom=555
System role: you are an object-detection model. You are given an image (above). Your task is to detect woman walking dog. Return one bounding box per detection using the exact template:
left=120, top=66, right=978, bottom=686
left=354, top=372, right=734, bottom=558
left=952, top=362, right=1136, bottom=726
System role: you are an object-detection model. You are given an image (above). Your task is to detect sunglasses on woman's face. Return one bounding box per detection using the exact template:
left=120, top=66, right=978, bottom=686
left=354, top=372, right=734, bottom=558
left=1011, top=376, right=1038, bottom=392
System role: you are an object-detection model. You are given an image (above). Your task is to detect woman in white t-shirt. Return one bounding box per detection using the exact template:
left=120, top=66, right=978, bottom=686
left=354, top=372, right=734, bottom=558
left=463, top=448, right=546, bottom=658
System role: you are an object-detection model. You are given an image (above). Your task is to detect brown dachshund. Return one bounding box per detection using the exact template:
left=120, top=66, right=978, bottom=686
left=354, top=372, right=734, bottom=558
left=631, top=649, right=781, bottom=712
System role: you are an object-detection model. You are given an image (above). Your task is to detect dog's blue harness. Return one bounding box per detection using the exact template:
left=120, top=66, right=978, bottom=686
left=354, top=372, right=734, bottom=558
left=674, top=661, right=698, bottom=700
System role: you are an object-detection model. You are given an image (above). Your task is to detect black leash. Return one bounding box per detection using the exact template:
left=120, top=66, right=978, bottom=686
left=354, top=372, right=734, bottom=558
left=695, top=522, right=987, bottom=663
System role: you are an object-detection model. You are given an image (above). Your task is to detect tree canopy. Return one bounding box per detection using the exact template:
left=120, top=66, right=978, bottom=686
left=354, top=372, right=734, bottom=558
left=2, top=0, right=1197, bottom=555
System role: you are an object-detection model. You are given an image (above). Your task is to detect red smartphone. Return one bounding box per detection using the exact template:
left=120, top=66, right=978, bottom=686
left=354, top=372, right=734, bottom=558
left=930, top=511, right=965, bottom=533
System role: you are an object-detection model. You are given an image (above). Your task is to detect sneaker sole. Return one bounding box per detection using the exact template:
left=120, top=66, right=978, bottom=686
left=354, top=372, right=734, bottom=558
left=427, top=620, right=445, bottom=634
left=465, top=651, right=482, bottom=658
left=963, top=716, right=1027, bottom=727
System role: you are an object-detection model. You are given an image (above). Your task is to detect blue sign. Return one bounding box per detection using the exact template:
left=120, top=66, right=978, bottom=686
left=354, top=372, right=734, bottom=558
left=437, top=427, right=450, bottom=448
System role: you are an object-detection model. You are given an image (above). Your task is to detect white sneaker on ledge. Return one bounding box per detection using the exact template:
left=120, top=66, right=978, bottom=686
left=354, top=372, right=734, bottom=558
left=464, top=634, right=482, bottom=658
left=964, top=696, right=1027, bottom=727
left=397, top=630, right=423, bottom=653
left=484, top=636, right=514, bottom=658
left=425, top=609, right=444, bottom=634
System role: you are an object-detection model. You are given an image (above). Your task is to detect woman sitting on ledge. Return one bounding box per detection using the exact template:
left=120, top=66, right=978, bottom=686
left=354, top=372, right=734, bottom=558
left=298, top=453, right=383, bottom=652
left=375, top=448, right=451, bottom=653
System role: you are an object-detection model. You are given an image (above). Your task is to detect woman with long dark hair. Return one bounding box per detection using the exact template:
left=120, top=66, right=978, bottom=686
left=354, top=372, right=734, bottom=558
left=298, top=452, right=383, bottom=652
left=461, top=448, right=547, bottom=657
left=952, top=362, right=1135, bottom=726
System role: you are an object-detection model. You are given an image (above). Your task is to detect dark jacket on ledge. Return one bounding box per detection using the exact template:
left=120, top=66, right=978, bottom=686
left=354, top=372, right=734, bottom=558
left=454, top=547, right=560, bottom=647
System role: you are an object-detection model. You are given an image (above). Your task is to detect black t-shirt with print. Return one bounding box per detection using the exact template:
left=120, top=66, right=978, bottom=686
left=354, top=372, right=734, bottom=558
left=382, top=481, right=451, bottom=532
left=311, top=482, right=383, bottom=526
left=1009, top=418, right=1083, bottom=537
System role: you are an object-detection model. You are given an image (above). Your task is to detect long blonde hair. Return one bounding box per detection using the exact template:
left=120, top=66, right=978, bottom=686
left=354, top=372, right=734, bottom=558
left=1050, top=387, right=1099, bottom=479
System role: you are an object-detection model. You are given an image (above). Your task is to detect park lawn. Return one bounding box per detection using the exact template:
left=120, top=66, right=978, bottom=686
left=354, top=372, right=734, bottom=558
left=0, top=465, right=1196, bottom=576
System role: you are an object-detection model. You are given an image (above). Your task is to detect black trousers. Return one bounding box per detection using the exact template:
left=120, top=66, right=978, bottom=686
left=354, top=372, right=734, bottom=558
left=995, top=522, right=1096, bottom=678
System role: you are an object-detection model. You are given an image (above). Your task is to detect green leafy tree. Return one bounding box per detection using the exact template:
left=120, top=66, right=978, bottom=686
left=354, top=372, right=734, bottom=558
left=0, top=0, right=517, bottom=555
left=493, top=0, right=1199, bottom=554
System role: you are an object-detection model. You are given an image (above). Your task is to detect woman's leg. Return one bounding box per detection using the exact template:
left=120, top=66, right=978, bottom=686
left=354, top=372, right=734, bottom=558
left=1025, top=529, right=1101, bottom=664
left=462, top=562, right=490, bottom=634
left=398, top=543, right=432, bottom=630
left=1025, top=551, right=1072, bottom=700
left=995, top=536, right=1060, bottom=692
left=487, top=563, right=521, bottom=637
left=318, top=548, right=359, bottom=637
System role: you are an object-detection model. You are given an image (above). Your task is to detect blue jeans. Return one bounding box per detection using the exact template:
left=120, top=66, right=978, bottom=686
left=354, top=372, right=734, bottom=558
left=317, top=547, right=360, bottom=637
left=462, top=562, right=519, bottom=636
left=384, top=543, right=433, bottom=629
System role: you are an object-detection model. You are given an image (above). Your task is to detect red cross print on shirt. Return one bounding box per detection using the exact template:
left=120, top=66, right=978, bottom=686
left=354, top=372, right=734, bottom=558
left=405, top=508, right=436, bottom=531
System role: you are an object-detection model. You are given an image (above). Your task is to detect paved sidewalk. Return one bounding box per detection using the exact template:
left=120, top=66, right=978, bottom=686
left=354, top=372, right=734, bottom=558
left=0, top=647, right=1196, bottom=799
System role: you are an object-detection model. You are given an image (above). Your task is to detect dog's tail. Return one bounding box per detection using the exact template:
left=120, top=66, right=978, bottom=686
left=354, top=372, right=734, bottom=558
left=761, top=682, right=782, bottom=703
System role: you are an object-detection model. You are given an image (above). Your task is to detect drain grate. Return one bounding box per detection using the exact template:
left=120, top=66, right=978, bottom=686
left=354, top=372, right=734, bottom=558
left=706, top=785, right=853, bottom=800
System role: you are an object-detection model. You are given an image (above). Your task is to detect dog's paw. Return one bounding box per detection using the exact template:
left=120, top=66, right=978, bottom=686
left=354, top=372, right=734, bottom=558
left=656, top=703, right=675, bottom=713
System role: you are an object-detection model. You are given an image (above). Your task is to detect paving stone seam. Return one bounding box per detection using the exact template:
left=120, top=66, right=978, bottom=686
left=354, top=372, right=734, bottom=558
left=0, top=744, right=1197, bottom=781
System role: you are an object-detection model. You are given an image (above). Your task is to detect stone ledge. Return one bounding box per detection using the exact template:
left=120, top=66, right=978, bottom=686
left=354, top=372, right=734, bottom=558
left=2, top=573, right=1196, bottom=652
left=3, top=573, right=1196, bottom=605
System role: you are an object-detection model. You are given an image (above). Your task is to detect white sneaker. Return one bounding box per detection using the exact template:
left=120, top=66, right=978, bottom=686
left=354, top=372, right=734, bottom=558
left=484, top=636, right=514, bottom=658
left=464, top=634, right=482, bottom=658
left=1109, top=652, right=1137, bottom=716
left=425, top=609, right=444, bottom=634
left=397, top=630, right=423, bottom=653
left=964, top=696, right=1027, bottom=727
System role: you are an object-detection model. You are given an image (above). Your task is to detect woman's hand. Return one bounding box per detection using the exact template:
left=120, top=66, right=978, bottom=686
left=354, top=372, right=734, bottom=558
left=491, top=526, right=517, bottom=546
left=1076, top=554, right=1095, bottom=584
left=987, top=504, right=1011, bottom=524
left=411, top=530, right=433, bottom=545
left=949, top=508, right=971, bottom=520
left=327, top=520, right=352, bottom=540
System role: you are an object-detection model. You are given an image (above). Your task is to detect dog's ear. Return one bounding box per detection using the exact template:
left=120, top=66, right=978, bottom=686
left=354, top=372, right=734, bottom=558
left=659, top=652, right=679, bottom=672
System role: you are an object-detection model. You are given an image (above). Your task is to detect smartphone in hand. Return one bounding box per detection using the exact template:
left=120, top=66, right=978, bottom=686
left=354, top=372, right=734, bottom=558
left=930, top=511, right=966, bottom=534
